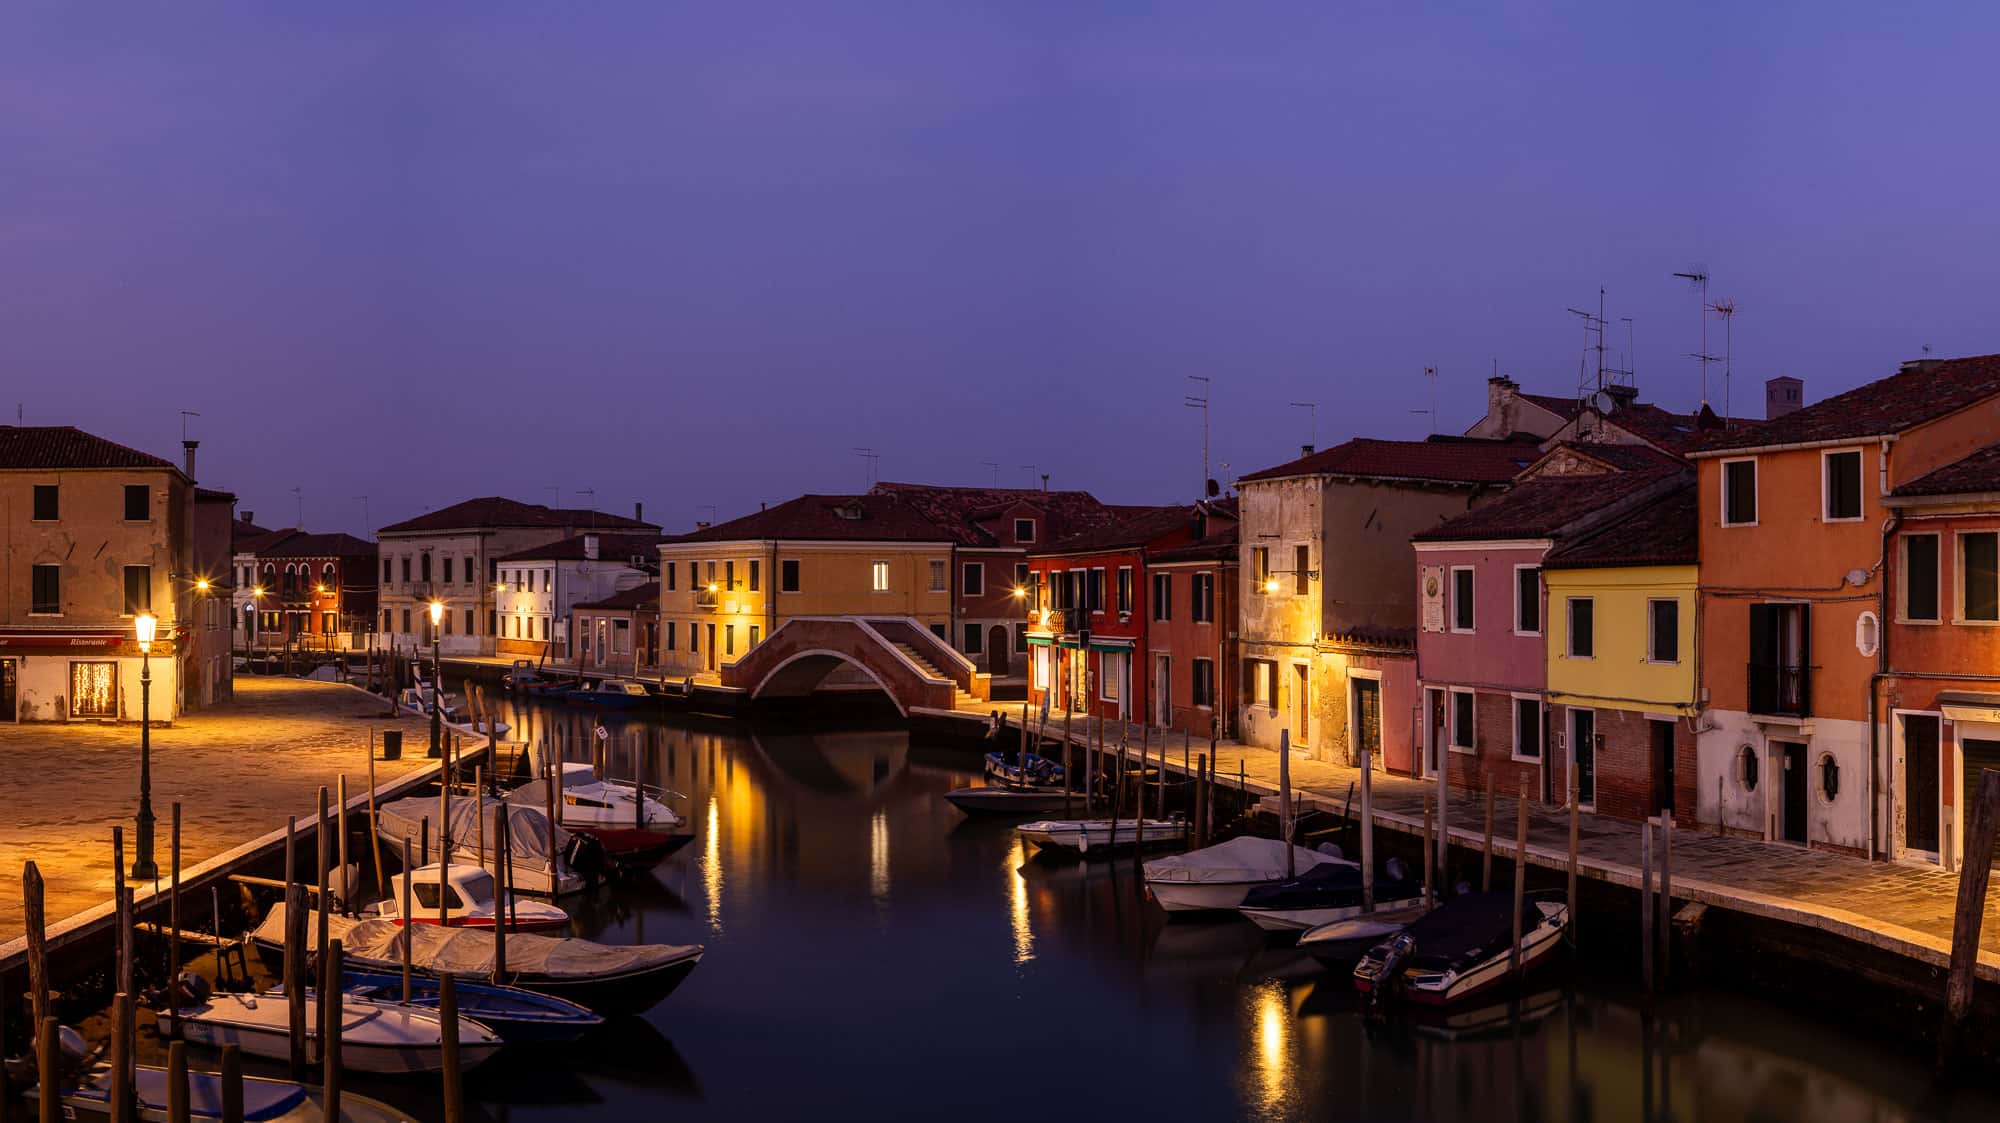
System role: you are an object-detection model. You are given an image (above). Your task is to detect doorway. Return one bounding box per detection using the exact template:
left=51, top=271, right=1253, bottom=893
left=1424, top=688, right=1445, bottom=777
left=0, top=658, right=14, bottom=722
left=1963, top=739, right=2000, bottom=868
left=705, top=624, right=718, bottom=672
left=1904, top=715, right=1941, bottom=859
left=1292, top=665, right=1310, bottom=748
left=1777, top=740, right=1808, bottom=844
left=1154, top=655, right=1171, bottom=726
left=986, top=626, right=1009, bottom=676
left=1571, top=709, right=1597, bottom=807
left=1352, top=677, right=1382, bottom=769
left=1649, top=719, right=1676, bottom=817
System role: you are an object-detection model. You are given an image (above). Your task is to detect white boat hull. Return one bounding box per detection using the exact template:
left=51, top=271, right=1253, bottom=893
left=1016, top=819, right=1181, bottom=853
left=168, top=993, right=503, bottom=1075
left=1240, top=894, right=1428, bottom=932
left=1149, top=880, right=1267, bottom=913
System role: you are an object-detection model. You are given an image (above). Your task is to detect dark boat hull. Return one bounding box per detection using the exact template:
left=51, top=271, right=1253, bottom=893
left=252, top=937, right=701, bottom=1018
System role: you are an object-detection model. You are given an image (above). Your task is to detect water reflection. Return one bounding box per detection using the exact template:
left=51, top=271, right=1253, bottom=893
left=422, top=695, right=2000, bottom=1123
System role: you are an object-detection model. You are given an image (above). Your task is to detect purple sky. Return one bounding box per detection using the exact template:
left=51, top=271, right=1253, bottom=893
left=7, top=4, right=1999, bottom=536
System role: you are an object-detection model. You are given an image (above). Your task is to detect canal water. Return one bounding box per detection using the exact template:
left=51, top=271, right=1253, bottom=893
left=274, top=702, right=2000, bottom=1120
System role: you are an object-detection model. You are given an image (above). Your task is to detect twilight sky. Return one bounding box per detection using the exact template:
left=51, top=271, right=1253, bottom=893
left=6, top=3, right=1999, bottom=536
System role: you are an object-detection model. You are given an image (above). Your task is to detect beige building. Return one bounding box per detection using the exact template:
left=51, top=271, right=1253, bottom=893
left=1, top=426, right=233, bottom=722
left=658, top=495, right=953, bottom=678
left=375, top=498, right=657, bottom=658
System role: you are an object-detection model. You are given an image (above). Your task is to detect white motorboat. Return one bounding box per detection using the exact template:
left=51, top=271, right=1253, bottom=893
left=374, top=795, right=585, bottom=897
left=1353, top=894, right=1569, bottom=1006
left=29, top=1060, right=416, bottom=1121
left=1143, top=836, right=1348, bottom=914
left=1297, top=906, right=1429, bottom=966
left=509, top=762, right=683, bottom=831
left=363, top=864, right=571, bottom=934
left=167, top=990, right=504, bottom=1075
left=1016, top=818, right=1182, bottom=854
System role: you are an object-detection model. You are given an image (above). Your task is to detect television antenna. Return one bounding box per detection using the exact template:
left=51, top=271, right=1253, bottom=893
left=980, top=459, right=1000, bottom=487
left=179, top=410, right=201, bottom=442
left=1410, top=366, right=1438, bottom=434
left=1289, top=402, right=1316, bottom=450
left=852, top=448, right=879, bottom=487
left=1673, top=268, right=1717, bottom=407
left=1018, top=464, right=1038, bottom=489
left=1710, top=298, right=1737, bottom=422
left=1184, top=376, right=1211, bottom=490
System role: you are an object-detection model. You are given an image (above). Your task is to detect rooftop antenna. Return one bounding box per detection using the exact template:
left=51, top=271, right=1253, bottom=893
left=1018, top=464, right=1038, bottom=489
left=852, top=448, right=879, bottom=488
left=696, top=504, right=717, bottom=529
left=1711, top=298, right=1737, bottom=423
left=291, top=486, right=304, bottom=530
left=1673, top=268, right=1716, bottom=407
left=179, top=411, right=200, bottom=442
left=1414, top=365, right=1438, bottom=434
left=1184, top=376, right=1211, bottom=490
left=547, top=485, right=561, bottom=509
left=353, top=496, right=369, bottom=535
left=1289, top=402, right=1316, bottom=450
left=981, top=459, right=1000, bottom=487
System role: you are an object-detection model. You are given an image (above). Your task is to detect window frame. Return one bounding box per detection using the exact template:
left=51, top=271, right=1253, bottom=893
left=1099, top=650, right=1123, bottom=703
left=122, top=565, right=152, bottom=617
left=1014, top=518, right=1036, bottom=544
left=1513, top=564, right=1541, bottom=636
left=1115, top=566, right=1133, bottom=615
left=1721, top=457, right=1759, bottom=527
left=1294, top=544, right=1310, bottom=596
left=30, top=564, right=61, bottom=616
left=962, top=562, right=985, bottom=598
left=1647, top=597, right=1681, bottom=664
left=123, top=484, right=150, bottom=522
left=926, top=559, right=946, bottom=593
left=1511, top=694, right=1542, bottom=763
left=1901, top=532, right=1941, bottom=624
left=31, top=484, right=59, bottom=522
left=1151, top=571, right=1172, bottom=621
left=1252, top=547, right=1270, bottom=594
left=963, top=623, right=983, bottom=654
left=1192, top=657, right=1215, bottom=709
left=1567, top=596, right=1595, bottom=659
left=1448, top=687, right=1476, bottom=753
left=1449, top=566, right=1475, bottom=633
left=1958, top=530, right=2000, bottom=625
left=1822, top=447, right=1865, bottom=523
left=780, top=558, right=801, bottom=593
left=1193, top=571, right=1215, bottom=623
left=874, top=560, right=893, bottom=593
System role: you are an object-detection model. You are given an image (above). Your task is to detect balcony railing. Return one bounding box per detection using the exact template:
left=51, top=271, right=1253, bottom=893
left=693, top=587, right=719, bottom=611
left=1748, top=662, right=1810, bottom=718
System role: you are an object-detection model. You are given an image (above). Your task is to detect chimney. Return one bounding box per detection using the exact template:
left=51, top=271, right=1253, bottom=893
left=241, top=511, right=254, bottom=525
left=1040, top=473, right=1050, bottom=493
left=1485, top=375, right=1520, bottom=433
left=696, top=521, right=712, bottom=531
left=1765, top=376, right=1805, bottom=420
left=634, top=501, right=643, bottom=523
left=1300, top=444, right=1315, bottom=457
left=182, top=439, right=199, bottom=480
left=583, top=534, right=600, bottom=560
left=1604, top=384, right=1639, bottom=411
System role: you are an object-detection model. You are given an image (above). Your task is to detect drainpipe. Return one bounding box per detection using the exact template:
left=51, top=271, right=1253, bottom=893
left=1866, top=434, right=1898, bottom=862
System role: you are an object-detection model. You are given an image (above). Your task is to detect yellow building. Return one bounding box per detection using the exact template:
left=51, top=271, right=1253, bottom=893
left=1542, top=481, right=1698, bottom=823
left=657, top=495, right=954, bottom=678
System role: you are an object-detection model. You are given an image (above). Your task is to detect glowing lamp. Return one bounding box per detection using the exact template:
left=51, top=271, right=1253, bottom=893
left=1011, top=587, right=1026, bottom=599
left=1264, top=579, right=1280, bottom=593
left=708, top=584, right=719, bottom=592
left=251, top=586, right=265, bottom=597
left=194, top=578, right=211, bottom=593
left=427, top=601, right=445, bottom=627
left=134, top=612, right=158, bottom=653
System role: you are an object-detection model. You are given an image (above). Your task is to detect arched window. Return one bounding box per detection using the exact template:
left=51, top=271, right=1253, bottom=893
left=1738, top=744, right=1760, bottom=792
left=263, top=563, right=276, bottom=594
left=323, top=563, right=337, bottom=592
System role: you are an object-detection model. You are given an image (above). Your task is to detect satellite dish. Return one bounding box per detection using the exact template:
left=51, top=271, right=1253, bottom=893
left=1593, top=390, right=1616, bottom=414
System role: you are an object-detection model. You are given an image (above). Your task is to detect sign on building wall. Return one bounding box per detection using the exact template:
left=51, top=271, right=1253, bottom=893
left=1421, top=566, right=1445, bottom=633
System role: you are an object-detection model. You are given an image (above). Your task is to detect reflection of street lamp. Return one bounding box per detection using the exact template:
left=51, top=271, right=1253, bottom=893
left=131, top=612, right=159, bottom=880
left=427, top=600, right=445, bottom=758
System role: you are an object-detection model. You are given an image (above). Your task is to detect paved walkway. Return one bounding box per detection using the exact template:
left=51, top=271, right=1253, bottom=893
left=943, top=703, right=2000, bottom=973
left=0, top=678, right=436, bottom=945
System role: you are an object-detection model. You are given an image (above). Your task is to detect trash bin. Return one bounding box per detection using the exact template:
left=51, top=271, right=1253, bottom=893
left=382, top=730, right=402, bottom=761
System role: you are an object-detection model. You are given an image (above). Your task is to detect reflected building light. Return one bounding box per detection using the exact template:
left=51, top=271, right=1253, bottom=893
left=869, top=809, right=891, bottom=911
left=1007, top=835, right=1034, bottom=965
left=1249, top=982, right=1295, bottom=1117
left=702, top=794, right=724, bottom=935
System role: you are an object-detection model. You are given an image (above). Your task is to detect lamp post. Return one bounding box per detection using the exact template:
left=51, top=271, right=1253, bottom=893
left=427, top=600, right=445, bottom=759
left=131, top=612, right=160, bottom=880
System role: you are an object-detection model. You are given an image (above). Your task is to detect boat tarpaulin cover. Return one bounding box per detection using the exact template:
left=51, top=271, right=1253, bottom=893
left=1143, top=835, right=1348, bottom=884
left=253, top=904, right=698, bottom=978
left=376, top=794, right=569, bottom=872
left=1242, top=859, right=1421, bottom=910
left=1403, top=893, right=1520, bottom=973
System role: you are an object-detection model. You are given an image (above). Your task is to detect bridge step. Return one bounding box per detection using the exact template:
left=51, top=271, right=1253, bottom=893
left=893, top=642, right=980, bottom=707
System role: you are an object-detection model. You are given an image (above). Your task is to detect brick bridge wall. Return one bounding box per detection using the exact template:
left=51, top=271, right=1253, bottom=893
left=722, top=617, right=957, bottom=713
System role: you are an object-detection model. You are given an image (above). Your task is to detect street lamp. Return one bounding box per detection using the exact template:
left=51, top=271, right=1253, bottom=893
left=131, top=612, right=159, bottom=880
left=427, top=600, right=445, bottom=759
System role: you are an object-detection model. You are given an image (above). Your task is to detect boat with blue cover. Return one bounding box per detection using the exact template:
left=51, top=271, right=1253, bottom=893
left=27, top=1061, right=412, bottom=1121
left=1236, top=856, right=1425, bottom=931
left=341, top=970, right=604, bottom=1043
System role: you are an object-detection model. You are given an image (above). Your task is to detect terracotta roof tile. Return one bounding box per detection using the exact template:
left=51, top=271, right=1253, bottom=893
left=868, top=482, right=1117, bottom=546
left=1037, top=504, right=1196, bottom=554
left=676, top=494, right=954, bottom=544
left=1413, top=468, right=1685, bottom=542
left=1148, top=525, right=1239, bottom=564
left=1543, top=482, right=1698, bottom=568
left=378, top=497, right=658, bottom=536
left=575, top=582, right=660, bottom=612
left=0, top=426, right=179, bottom=472
left=495, top=533, right=675, bottom=563
left=259, top=532, right=377, bottom=559
left=1239, top=436, right=1539, bottom=485
left=1695, top=354, right=2000, bottom=454
left=1890, top=440, right=2000, bottom=497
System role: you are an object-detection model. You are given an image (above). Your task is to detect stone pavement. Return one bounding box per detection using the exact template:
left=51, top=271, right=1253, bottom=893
left=947, top=702, right=2000, bottom=973
left=0, top=677, right=437, bottom=945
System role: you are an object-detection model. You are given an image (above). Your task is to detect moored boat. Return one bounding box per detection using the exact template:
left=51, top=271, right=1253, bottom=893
left=1016, top=818, right=1182, bottom=854
left=167, top=990, right=503, bottom=1075
left=1236, top=856, right=1423, bottom=931
left=944, top=785, right=1075, bottom=815
left=1352, top=893, right=1568, bottom=1006
left=1296, top=906, right=1429, bottom=967
left=340, top=970, right=603, bottom=1044
left=1143, top=836, right=1348, bottom=915
left=361, top=863, right=571, bottom=934
left=28, top=1061, right=415, bottom=1122
left=565, top=679, right=652, bottom=709
left=373, top=794, right=584, bottom=897
left=983, top=750, right=1065, bottom=787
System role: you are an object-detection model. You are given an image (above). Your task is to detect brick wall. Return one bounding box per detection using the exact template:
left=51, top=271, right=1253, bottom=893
left=1549, top=704, right=1696, bottom=827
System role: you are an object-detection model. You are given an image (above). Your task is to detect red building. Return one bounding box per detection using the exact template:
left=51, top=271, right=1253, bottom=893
left=1144, top=522, right=1238, bottom=738
left=242, top=531, right=377, bottom=649
left=1025, top=501, right=1237, bottom=725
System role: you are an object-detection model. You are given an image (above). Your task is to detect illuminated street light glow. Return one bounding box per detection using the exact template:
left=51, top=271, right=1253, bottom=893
left=1264, top=578, right=1280, bottom=593
left=134, top=612, right=158, bottom=653
left=428, top=600, right=445, bottom=626
left=194, top=578, right=210, bottom=593
left=1011, top=586, right=1026, bottom=598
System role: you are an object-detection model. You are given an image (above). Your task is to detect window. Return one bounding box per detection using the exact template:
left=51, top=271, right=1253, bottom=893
left=1252, top=660, right=1275, bottom=708
left=401, top=609, right=411, bottom=634
left=688, top=561, right=699, bottom=591
left=613, top=619, right=631, bottom=655
left=1723, top=458, right=1758, bottom=526
left=1737, top=744, right=1760, bottom=791
left=1014, top=563, right=1029, bottom=590
left=539, top=617, right=548, bottom=641
left=749, top=625, right=760, bottom=648
left=749, top=559, right=760, bottom=592
left=777, top=559, right=799, bottom=593
left=464, top=556, right=474, bottom=586
left=1568, top=597, right=1595, bottom=658
left=1014, top=622, right=1028, bottom=652
left=689, top=622, right=699, bottom=653
left=1033, top=646, right=1050, bottom=690
left=465, top=609, right=475, bottom=636
left=1090, top=568, right=1106, bottom=613
left=1100, top=651, right=1124, bottom=701
left=1649, top=599, right=1680, bottom=663
left=384, top=557, right=393, bottom=583
left=963, top=624, right=983, bottom=654
left=123, top=565, right=151, bottom=615
left=123, top=485, right=149, bottom=521
left=1192, top=658, right=1216, bottom=708
left=929, top=623, right=947, bottom=640
left=925, top=560, right=946, bottom=592
left=70, top=661, right=116, bottom=717
left=664, top=562, right=676, bottom=592
left=665, top=621, right=677, bottom=651
left=443, top=556, right=454, bottom=584
left=1152, top=573, right=1172, bottom=620
left=420, top=553, right=432, bottom=583
left=31, top=565, right=60, bottom=615
left=1193, top=572, right=1215, bottom=623
left=1451, top=566, right=1475, bottom=632
left=1824, top=449, right=1863, bottom=521
left=1963, top=532, right=1999, bottom=622
left=322, top=563, right=336, bottom=590
left=1450, top=690, right=1475, bottom=749
left=1116, top=567, right=1133, bottom=615
left=1515, top=567, right=1541, bottom=634
left=1015, top=518, right=1036, bottom=544
left=963, top=563, right=985, bottom=597
left=879, top=561, right=897, bottom=593
left=400, top=556, right=411, bottom=583
left=1253, top=547, right=1270, bottom=592
left=1513, top=698, right=1541, bottom=760
left=725, top=560, right=736, bottom=590
left=383, top=609, right=392, bottom=632
left=1295, top=544, right=1310, bottom=595
left=32, top=484, right=57, bottom=521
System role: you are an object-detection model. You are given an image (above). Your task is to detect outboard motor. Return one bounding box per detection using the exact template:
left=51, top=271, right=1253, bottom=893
left=1385, top=855, right=1409, bottom=883
left=1365, top=932, right=1415, bottom=1015
left=563, top=832, right=608, bottom=885
left=1316, top=841, right=1344, bottom=860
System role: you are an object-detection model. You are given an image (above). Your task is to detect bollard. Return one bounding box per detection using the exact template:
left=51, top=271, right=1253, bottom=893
left=166, top=1040, right=190, bottom=1123
left=441, top=975, right=466, bottom=1123
left=220, top=1044, right=244, bottom=1123
left=110, top=992, right=133, bottom=1123
left=324, top=940, right=343, bottom=1121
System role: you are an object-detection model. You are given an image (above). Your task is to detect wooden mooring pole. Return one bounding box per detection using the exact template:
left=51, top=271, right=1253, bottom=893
left=1422, top=794, right=1434, bottom=909
left=1659, top=813, right=1673, bottom=987
left=166, top=1040, right=189, bottom=1123
left=1941, top=767, right=2000, bottom=1074
left=323, top=939, right=344, bottom=1121
left=1511, top=783, right=1528, bottom=981
left=440, top=975, right=466, bottom=1123
left=220, top=1044, right=244, bottom=1123
left=169, top=802, right=183, bottom=1040
left=1359, top=742, right=1375, bottom=912
left=1481, top=774, right=1495, bottom=892
left=110, top=992, right=134, bottom=1123
left=1567, top=761, right=1580, bottom=951
left=1279, top=729, right=1295, bottom=878
left=401, top=835, right=415, bottom=1003
left=1641, top=817, right=1656, bottom=993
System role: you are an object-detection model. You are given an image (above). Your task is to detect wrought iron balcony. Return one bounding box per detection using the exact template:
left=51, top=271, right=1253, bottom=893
left=1748, top=662, right=1810, bottom=718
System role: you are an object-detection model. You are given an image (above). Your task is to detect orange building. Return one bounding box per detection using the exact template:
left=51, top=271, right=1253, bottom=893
left=1690, top=357, right=2000, bottom=858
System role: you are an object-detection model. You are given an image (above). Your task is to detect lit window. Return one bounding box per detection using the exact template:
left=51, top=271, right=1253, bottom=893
left=876, top=561, right=893, bottom=592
